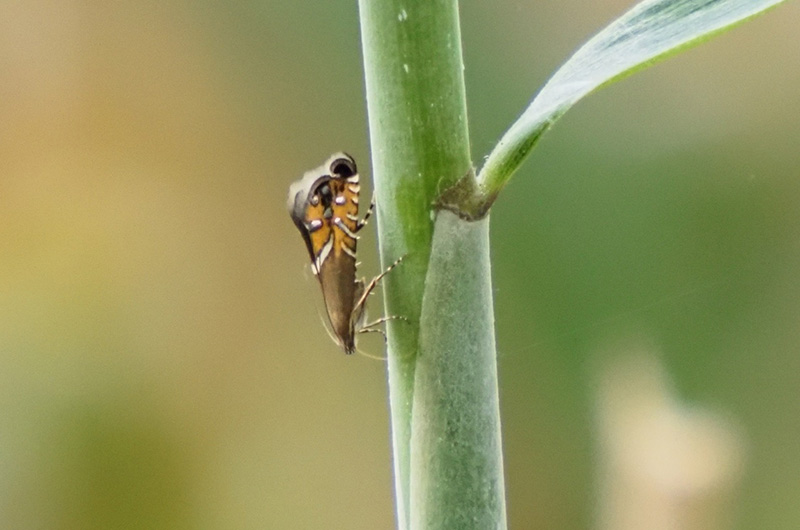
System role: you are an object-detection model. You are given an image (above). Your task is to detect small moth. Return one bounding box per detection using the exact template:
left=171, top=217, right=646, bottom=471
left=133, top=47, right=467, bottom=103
left=287, top=153, right=401, bottom=354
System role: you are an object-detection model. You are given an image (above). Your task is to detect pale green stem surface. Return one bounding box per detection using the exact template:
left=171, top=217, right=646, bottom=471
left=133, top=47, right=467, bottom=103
left=412, top=211, right=506, bottom=530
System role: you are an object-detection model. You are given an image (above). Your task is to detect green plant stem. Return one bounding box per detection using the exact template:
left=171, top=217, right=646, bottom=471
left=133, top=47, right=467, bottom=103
left=358, top=1, right=506, bottom=528
left=413, top=211, right=507, bottom=529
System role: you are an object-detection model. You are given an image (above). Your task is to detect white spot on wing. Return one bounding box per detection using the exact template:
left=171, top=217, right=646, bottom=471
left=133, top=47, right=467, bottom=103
left=334, top=217, right=359, bottom=239
left=315, top=235, right=334, bottom=270
left=341, top=243, right=357, bottom=259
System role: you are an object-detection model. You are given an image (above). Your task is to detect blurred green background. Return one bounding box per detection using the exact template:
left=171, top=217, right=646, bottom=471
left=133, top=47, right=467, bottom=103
left=1, top=1, right=799, bottom=529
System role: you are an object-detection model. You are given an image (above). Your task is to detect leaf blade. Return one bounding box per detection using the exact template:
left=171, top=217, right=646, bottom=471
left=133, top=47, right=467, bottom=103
left=477, top=0, right=791, bottom=195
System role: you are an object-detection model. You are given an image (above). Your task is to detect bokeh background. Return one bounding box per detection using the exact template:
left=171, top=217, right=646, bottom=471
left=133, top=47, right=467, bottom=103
left=2, top=1, right=799, bottom=528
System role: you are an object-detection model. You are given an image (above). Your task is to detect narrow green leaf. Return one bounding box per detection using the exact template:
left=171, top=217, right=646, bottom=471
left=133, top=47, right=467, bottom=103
left=477, top=0, right=791, bottom=196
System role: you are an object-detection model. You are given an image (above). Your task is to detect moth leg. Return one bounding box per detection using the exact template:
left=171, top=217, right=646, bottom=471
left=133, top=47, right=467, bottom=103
left=357, top=327, right=387, bottom=342
left=353, top=254, right=405, bottom=313
left=355, top=317, right=414, bottom=361
left=353, top=328, right=392, bottom=361
left=356, top=194, right=375, bottom=232
left=361, top=315, right=408, bottom=330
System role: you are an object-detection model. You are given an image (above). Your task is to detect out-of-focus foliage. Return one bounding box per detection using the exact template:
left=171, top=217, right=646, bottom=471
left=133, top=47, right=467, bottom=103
left=1, top=1, right=798, bottom=529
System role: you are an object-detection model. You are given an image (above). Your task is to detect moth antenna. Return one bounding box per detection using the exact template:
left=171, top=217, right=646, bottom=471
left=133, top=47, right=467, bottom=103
left=316, top=308, right=339, bottom=347
left=354, top=349, right=387, bottom=361
left=354, top=315, right=412, bottom=361
left=354, top=329, right=389, bottom=361
left=355, top=335, right=414, bottom=362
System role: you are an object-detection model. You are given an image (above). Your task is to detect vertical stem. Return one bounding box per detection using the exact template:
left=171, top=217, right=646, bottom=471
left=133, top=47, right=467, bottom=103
left=358, top=1, right=505, bottom=528
left=413, top=211, right=507, bottom=530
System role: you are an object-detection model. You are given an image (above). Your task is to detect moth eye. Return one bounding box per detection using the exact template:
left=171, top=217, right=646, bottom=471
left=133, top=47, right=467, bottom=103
left=330, top=157, right=356, bottom=178
left=311, top=182, right=331, bottom=199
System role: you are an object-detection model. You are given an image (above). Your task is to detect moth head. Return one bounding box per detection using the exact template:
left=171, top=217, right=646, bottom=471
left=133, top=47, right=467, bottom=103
left=286, top=152, right=357, bottom=221
left=287, top=153, right=360, bottom=267
left=328, top=153, right=357, bottom=179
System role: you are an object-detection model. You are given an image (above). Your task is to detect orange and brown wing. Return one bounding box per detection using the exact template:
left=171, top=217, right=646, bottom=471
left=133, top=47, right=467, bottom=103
left=287, top=153, right=363, bottom=353
left=288, top=174, right=333, bottom=275
left=328, top=174, right=360, bottom=262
